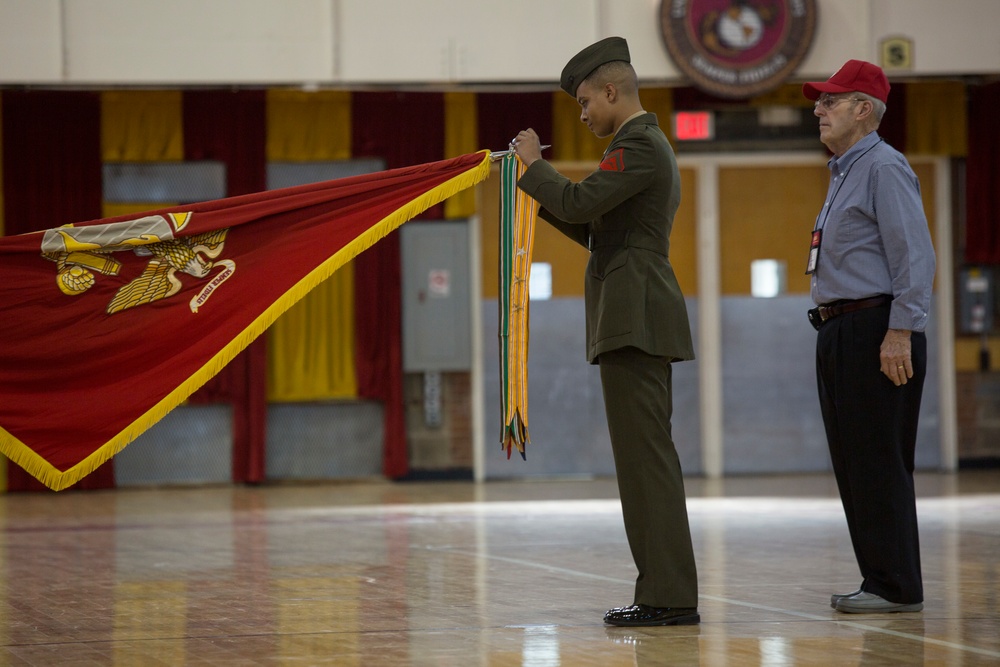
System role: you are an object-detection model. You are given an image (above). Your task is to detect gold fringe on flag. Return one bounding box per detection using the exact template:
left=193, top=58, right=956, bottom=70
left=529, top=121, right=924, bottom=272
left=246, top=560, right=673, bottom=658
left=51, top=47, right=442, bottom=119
left=497, top=154, right=538, bottom=459
left=0, top=151, right=493, bottom=491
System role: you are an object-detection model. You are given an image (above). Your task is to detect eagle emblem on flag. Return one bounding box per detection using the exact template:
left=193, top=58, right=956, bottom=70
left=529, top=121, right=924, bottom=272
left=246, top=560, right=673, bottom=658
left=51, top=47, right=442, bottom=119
left=38, top=212, right=233, bottom=314
left=105, top=229, right=230, bottom=314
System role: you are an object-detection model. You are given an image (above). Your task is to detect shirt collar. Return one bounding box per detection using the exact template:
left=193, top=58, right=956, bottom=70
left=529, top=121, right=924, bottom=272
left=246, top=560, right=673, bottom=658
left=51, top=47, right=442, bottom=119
left=829, top=131, right=881, bottom=173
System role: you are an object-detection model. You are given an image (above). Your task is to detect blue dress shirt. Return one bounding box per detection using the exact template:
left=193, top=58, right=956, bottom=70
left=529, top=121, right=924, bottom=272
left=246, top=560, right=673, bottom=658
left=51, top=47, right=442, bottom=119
left=810, top=131, right=936, bottom=332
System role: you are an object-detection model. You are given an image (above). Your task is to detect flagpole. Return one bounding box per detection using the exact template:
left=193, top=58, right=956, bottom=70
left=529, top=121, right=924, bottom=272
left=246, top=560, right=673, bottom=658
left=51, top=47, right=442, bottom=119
left=470, top=211, right=486, bottom=483
left=489, top=145, right=551, bottom=161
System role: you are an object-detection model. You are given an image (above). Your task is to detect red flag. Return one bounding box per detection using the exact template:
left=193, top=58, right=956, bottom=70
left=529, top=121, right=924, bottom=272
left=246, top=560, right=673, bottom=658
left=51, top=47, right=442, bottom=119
left=0, top=151, right=492, bottom=490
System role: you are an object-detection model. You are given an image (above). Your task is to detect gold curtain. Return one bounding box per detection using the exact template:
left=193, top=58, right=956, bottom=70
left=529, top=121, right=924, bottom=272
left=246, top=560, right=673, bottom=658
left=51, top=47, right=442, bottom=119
left=0, top=95, right=4, bottom=486
left=444, top=91, right=478, bottom=219
left=749, top=83, right=813, bottom=108
left=266, top=90, right=352, bottom=161
left=267, top=265, right=358, bottom=401
left=103, top=202, right=174, bottom=219
left=906, top=81, right=968, bottom=156
left=551, top=92, right=606, bottom=162
left=100, top=92, right=182, bottom=257
left=641, top=87, right=676, bottom=143
left=101, top=91, right=184, bottom=162
left=265, top=89, right=357, bottom=401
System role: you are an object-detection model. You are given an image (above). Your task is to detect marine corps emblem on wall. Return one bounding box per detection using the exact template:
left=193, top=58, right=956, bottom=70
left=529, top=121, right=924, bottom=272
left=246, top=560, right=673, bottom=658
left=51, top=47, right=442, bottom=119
left=660, top=0, right=818, bottom=98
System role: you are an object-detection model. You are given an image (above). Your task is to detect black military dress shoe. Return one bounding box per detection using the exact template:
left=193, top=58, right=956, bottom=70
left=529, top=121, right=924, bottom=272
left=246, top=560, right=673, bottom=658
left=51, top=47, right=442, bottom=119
left=603, top=604, right=700, bottom=627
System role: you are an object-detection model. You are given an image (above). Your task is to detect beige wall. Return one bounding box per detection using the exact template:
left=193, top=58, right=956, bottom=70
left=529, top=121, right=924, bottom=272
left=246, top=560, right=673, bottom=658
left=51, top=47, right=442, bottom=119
left=2, top=0, right=999, bottom=85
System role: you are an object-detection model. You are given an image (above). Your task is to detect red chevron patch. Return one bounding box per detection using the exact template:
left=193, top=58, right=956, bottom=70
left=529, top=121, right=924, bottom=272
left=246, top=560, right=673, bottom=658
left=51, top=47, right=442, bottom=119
left=599, top=148, right=625, bottom=172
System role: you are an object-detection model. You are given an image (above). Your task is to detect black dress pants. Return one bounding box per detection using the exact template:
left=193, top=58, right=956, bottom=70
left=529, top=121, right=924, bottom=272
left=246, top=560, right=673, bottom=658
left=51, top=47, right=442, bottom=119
left=599, top=346, right=698, bottom=608
left=816, top=304, right=925, bottom=604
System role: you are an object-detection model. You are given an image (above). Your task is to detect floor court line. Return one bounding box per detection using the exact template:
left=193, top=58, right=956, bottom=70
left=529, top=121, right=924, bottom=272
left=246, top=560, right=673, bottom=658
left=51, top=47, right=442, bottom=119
left=437, top=547, right=1000, bottom=660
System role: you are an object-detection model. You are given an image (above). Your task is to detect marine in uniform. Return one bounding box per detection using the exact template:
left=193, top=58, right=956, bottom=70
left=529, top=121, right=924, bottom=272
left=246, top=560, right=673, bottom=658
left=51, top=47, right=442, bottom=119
left=512, top=36, right=699, bottom=626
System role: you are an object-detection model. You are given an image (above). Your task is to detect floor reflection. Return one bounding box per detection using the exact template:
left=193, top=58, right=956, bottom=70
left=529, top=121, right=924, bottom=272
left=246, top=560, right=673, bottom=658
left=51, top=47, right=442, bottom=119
left=0, top=471, right=996, bottom=665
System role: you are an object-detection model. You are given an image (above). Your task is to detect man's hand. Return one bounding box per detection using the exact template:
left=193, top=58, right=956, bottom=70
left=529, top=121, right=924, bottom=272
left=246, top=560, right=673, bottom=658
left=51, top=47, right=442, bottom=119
left=512, top=128, right=542, bottom=167
left=880, top=328, right=912, bottom=386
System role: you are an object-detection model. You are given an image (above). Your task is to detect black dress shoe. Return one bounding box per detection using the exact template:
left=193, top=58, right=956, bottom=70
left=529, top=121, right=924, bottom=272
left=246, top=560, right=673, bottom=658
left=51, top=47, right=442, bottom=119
left=834, top=592, right=923, bottom=614
left=830, top=588, right=862, bottom=609
left=603, top=604, right=700, bottom=627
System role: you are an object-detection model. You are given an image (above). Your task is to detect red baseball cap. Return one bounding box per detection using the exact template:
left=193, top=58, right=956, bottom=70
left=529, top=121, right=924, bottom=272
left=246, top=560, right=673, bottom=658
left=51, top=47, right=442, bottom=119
left=802, top=59, right=890, bottom=103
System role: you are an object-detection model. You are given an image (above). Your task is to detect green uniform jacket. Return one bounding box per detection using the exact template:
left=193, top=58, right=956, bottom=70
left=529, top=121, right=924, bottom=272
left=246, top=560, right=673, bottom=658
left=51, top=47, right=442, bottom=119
left=517, top=113, right=695, bottom=364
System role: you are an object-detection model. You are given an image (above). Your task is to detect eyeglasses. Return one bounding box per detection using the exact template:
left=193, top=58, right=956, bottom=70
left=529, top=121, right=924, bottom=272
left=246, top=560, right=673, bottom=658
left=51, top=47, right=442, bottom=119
left=814, top=95, right=861, bottom=111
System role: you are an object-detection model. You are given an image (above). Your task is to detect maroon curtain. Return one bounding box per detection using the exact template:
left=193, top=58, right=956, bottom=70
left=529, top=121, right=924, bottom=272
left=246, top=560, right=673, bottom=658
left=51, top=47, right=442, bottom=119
left=476, top=92, right=553, bottom=155
left=1, top=91, right=104, bottom=235
left=183, top=90, right=268, bottom=483
left=879, top=83, right=907, bottom=153
left=966, top=82, right=1000, bottom=264
left=1, top=90, right=115, bottom=490
left=351, top=92, right=445, bottom=478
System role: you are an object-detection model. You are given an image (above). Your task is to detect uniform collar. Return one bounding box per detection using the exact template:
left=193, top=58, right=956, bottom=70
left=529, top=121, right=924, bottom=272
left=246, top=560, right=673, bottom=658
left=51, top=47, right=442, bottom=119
left=613, top=110, right=648, bottom=137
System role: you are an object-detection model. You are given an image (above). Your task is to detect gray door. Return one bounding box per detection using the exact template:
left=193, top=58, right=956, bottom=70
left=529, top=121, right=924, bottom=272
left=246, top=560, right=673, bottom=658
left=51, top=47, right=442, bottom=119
left=400, top=221, right=471, bottom=372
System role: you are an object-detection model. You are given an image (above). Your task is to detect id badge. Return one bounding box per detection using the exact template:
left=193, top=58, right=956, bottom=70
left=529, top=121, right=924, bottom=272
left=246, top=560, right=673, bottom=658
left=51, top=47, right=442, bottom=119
left=805, top=229, right=821, bottom=275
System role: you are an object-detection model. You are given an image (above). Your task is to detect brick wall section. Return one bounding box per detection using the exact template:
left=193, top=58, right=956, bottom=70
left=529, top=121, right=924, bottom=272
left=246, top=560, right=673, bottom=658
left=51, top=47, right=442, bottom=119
left=403, top=371, right=474, bottom=472
left=956, top=372, right=1000, bottom=462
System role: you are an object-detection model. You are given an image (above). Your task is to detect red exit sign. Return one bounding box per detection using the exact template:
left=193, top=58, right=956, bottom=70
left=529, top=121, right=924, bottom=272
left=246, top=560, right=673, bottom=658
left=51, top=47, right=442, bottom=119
left=673, top=111, right=715, bottom=141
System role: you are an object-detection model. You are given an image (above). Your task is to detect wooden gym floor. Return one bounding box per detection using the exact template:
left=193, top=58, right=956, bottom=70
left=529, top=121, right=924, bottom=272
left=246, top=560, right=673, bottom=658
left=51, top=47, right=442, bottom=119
left=0, top=470, right=997, bottom=665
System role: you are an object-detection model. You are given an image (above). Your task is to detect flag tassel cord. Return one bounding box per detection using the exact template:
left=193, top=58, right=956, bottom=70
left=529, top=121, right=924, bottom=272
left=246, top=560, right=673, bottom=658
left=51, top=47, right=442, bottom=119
left=496, top=151, right=539, bottom=460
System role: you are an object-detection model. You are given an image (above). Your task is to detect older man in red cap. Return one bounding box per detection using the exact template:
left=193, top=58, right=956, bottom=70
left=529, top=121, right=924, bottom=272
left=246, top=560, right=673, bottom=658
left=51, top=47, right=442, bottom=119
left=802, top=60, right=935, bottom=614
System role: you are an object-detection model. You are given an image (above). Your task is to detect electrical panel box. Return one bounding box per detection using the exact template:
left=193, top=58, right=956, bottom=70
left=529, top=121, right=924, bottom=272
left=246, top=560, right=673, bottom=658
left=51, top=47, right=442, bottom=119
left=400, top=221, right=471, bottom=371
left=959, top=267, right=994, bottom=334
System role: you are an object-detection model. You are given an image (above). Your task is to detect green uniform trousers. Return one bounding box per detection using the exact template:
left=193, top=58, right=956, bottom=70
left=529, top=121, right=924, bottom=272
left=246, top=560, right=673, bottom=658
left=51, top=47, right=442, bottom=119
left=598, top=346, right=699, bottom=608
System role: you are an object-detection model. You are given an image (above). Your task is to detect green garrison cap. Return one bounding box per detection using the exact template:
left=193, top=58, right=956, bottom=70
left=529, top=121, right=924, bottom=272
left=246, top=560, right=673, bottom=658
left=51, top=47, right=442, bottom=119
left=560, top=36, right=631, bottom=97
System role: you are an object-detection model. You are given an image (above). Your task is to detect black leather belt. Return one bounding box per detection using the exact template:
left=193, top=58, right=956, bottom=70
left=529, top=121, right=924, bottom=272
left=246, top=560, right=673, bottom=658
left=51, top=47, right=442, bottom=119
left=808, top=295, right=891, bottom=330
left=588, top=229, right=666, bottom=256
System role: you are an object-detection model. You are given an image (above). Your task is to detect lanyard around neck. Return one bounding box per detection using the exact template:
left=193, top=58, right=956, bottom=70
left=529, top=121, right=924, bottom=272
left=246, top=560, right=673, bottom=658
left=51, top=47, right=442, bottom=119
left=816, top=138, right=882, bottom=231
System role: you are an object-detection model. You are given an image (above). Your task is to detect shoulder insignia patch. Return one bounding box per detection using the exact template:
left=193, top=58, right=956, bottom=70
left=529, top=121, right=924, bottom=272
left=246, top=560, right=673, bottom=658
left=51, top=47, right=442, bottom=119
left=600, top=148, right=625, bottom=172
